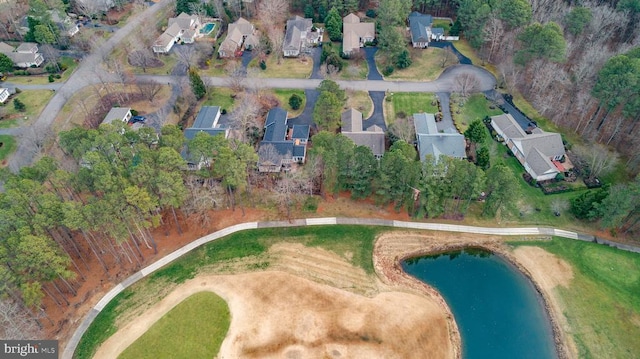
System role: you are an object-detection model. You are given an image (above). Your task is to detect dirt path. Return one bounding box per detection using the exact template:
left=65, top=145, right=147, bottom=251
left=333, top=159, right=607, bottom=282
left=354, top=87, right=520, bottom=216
left=94, top=231, right=578, bottom=359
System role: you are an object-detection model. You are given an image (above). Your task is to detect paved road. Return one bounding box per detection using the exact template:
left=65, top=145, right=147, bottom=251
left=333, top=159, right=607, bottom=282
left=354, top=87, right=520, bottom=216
left=6, top=0, right=173, bottom=171
left=61, top=216, right=640, bottom=359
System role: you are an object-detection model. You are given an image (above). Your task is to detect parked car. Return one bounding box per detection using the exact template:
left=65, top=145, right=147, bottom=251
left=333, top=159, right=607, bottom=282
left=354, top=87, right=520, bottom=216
left=129, top=115, right=146, bottom=124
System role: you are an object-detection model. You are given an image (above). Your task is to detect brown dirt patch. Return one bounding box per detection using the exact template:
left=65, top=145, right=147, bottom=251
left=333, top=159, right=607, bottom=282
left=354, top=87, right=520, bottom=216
left=513, top=246, right=573, bottom=291
left=95, top=270, right=451, bottom=359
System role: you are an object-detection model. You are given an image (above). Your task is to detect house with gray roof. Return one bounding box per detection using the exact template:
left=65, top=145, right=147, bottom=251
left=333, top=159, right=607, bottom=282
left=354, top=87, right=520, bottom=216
left=283, top=16, right=322, bottom=57
left=342, top=13, right=375, bottom=56
left=218, top=17, right=257, bottom=58
left=408, top=12, right=433, bottom=48
left=414, top=113, right=466, bottom=162
left=0, top=42, right=44, bottom=68
left=258, top=107, right=309, bottom=172
left=341, top=108, right=386, bottom=158
left=491, top=113, right=566, bottom=181
left=153, top=13, right=202, bottom=53
left=182, top=106, right=230, bottom=170
left=102, top=107, right=132, bottom=125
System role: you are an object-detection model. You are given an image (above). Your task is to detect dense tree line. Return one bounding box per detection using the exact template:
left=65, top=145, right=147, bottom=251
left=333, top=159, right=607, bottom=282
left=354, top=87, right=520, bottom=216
left=450, top=0, right=640, bottom=171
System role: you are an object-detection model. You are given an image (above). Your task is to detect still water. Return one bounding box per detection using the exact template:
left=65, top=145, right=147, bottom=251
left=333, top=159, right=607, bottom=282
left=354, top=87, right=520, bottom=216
left=402, top=249, right=557, bottom=359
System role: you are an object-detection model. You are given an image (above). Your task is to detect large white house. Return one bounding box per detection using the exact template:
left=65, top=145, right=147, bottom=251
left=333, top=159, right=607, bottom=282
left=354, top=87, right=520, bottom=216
left=342, top=13, right=375, bottom=56
left=0, top=42, right=44, bottom=68
left=153, top=13, right=202, bottom=54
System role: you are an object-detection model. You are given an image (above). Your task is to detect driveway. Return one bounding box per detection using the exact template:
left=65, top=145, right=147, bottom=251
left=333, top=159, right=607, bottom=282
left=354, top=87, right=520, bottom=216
left=484, top=89, right=532, bottom=129
left=287, top=89, right=319, bottom=128
left=436, top=92, right=454, bottom=132
left=430, top=42, right=472, bottom=65
left=363, top=47, right=382, bottom=80
left=362, top=91, right=386, bottom=130
left=309, top=47, right=323, bottom=80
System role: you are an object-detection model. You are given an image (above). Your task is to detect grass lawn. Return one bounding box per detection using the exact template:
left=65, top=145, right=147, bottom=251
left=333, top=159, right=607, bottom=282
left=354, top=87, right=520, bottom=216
left=75, top=225, right=381, bottom=359
left=249, top=55, right=312, bottom=78
left=204, top=87, right=236, bottom=112
left=5, top=90, right=55, bottom=122
left=0, top=134, right=17, bottom=163
left=384, top=92, right=438, bottom=125
left=6, top=57, right=79, bottom=85
left=201, top=56, right=232, bottom=77
left=509, top=238, right=640, bottom=359
left=339, top=59, right=369, bottom=80
left=273, top=89, right=306, bottom=117
left=118, top=292, right=230, bottom=359
left=450, top=93, right=503, bottom=133
left=345, top=90, right=373, bottom=118
left=382, top=48, right=455, bottom=81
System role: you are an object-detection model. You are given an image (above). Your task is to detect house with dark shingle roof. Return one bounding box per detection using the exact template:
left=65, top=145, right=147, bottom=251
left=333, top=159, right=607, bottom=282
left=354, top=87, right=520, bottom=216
left=182, top=106, right=230, bottom=170
left=414, top=113, right=466, bottom=162
left=340, top=108, right=386, bottom=158
left=258, top=107, right=309, bottom=172
left=218, top=17, right=257, bottom=58
left=491, top=113, right=566, bottom=181
left=408, top=12, right=433, bottom=48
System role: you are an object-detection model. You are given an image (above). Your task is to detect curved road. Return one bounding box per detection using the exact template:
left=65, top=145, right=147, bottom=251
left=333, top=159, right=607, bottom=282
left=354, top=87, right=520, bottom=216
left=61, top=216, right=640, bottom=359
left=5, top=0, right=174, bottom=171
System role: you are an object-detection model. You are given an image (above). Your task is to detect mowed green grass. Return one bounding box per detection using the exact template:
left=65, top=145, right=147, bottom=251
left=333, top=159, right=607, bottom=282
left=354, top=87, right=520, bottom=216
left=510, top=238, right=640, bottom=359
left=118, top=292, right=230, bottom=359
left=273, top=89, right=306, bottom=117
left=385, top=92, right=438, bottom=125
left=75, top=225, right=381, bottom=359
left=451, top=93, right=503, bottom=132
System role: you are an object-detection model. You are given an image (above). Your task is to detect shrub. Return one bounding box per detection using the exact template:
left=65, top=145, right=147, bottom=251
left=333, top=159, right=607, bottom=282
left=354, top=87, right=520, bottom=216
left=366, top=9, right=377, bottom=18
left=130, top=109, right=138, bottom=116
left=259, top=60, right=267, bottom=70
left=289, top=93, right=302, bottom=110
left=13, top=98, right=26, bottom=112
left=303, top=196, right=319, bottom=212
left=382, top=65, right=394, bottom=76
left=395, top=49, right=412, bottom=69
left=48, top=74, right=54, bottom=82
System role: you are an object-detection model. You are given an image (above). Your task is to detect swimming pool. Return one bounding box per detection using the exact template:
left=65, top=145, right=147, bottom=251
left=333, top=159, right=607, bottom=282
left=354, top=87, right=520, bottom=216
left=200, top=23, right=216, bottom=35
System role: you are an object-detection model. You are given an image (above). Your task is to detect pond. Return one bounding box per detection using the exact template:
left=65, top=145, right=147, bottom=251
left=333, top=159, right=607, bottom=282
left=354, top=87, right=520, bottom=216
left=402, top=248, right=557, bottom=359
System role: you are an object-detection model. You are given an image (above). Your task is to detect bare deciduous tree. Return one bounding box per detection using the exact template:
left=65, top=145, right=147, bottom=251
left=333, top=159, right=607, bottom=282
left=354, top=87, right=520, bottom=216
left=438, top=46, right=457, bottom=68
left=483, top=16, right=503, bottom=64
left=74, top=0, right=101, bottom=20
left=175, top=45, right=196, bottom=70
left=224, top=62, right=246, bottom=93
left=229, top=93, right=261, bottom=143
left=266, top=26, right=285, bottom=65
left=127, top=43, right=155, bottom=73
left=454, top=73, right=480, bottom=99
left=0, top=299, right=42, bottom=340
left=258, top=0, right=289, bottom=29
left=573, top=143, right=619, bottom=179
left=21, top=122, right=54, bottom=159
left=389, top=115, right=416, bottom=143
left=136, top=80, right=164, bottom=102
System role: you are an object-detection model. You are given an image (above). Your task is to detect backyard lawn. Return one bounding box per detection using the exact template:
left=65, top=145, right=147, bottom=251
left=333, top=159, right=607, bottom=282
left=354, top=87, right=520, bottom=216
left=0, top=134, right=17, bottom=163
left=432, top=19, right=452, bottom=34
left=249, top=55, right=312, bottom=78
left=450, top=93, right=503, bottom=133
left=382, top=48, right=456, bottom=81
left=510, top=238, right=640, bottom=359
left=384, top=92, right=438, bottom=125
left=273, top=89, right=306, bottom=117
left=119, top=292, right=230, bottom=359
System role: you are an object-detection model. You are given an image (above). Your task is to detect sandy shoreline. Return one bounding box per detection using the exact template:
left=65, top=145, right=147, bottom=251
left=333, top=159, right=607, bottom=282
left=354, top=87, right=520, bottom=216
left=93, top=231, right=576, bottom=359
